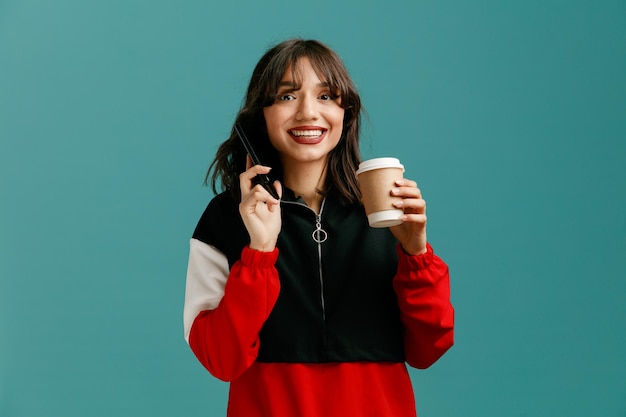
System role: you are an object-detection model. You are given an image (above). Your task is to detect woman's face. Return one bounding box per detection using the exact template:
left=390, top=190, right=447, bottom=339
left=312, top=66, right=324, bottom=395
left=263, top=57, right=345, bottom=170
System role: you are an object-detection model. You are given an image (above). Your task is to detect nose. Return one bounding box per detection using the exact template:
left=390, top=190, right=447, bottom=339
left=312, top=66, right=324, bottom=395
left=296, top=94, right=318, bottom=121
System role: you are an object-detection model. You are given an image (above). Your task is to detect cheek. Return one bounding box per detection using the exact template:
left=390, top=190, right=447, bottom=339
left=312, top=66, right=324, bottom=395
left=263, top=113, right=283, bottom=150
left=264, top=107, right=285, bottom=130
left=263, top=110, right=278, bottom=137
left=333, top=106, right=345, bottom=124
left=331, top=109, right=346, bottom=134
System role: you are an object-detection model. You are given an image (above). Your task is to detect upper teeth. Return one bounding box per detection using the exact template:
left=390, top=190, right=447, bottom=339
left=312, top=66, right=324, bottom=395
left=291, top=129, right=323, bottom=137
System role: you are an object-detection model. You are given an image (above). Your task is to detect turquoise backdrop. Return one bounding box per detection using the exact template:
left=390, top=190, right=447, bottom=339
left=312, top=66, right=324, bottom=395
left=1, top=1, right=624, bottom=416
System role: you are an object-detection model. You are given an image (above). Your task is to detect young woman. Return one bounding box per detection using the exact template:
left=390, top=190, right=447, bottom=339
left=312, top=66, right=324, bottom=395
left=184, top=38, right=454, bottom=417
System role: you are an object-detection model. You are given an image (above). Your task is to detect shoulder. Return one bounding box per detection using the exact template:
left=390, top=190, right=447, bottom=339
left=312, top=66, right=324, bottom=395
left=192, top=191, right=246, bottom=249
left=208, top=190, right=239, bottom=215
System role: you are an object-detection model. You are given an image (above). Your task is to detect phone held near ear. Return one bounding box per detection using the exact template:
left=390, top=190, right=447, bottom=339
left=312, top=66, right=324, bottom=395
left=235, top=123, right=280, bottom=200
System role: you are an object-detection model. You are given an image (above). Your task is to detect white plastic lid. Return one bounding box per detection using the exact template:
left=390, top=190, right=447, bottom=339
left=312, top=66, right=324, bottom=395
left=356, top=157, right=404, bottom=175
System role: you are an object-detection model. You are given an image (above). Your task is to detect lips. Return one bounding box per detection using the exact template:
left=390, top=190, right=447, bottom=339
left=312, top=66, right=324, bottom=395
left=288, top=127, right=327, bottom=144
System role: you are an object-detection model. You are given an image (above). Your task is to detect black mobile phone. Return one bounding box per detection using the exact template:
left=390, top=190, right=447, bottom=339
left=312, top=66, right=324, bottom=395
left=235, top=123, right=280, bottom=200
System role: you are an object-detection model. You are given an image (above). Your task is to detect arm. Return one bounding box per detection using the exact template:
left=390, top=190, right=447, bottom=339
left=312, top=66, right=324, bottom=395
left=184, top=241, right=280, bottom=381
left=393, top=243, right=454, bottom=369
left=184, top=161, right=282, bottom=381
left=387, top=178, right=454, bottom=367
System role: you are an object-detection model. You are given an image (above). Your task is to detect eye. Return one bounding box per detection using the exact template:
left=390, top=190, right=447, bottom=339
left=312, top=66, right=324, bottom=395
left=277, top=93, right=295, bottom=101
left=319, top=92, right=340, bottom=101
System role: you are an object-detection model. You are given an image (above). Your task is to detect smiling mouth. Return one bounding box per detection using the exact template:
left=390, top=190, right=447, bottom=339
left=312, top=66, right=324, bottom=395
left=289, top=129, right=325, bottom=138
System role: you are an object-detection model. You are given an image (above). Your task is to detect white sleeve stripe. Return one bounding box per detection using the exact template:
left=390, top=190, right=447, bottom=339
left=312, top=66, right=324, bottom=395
left=183, top=238, right=230, bottom=343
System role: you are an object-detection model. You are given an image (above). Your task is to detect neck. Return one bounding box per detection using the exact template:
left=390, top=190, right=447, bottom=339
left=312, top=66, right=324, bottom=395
left=282, top=159, right=328, bottom=214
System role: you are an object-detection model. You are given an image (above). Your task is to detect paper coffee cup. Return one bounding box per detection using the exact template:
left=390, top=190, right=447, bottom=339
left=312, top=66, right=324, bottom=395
left=356, top=157, right=405, bottom=228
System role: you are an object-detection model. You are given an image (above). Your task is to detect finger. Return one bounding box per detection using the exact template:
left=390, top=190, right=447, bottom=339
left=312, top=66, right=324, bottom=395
left=393, top=198, right=426, bottom=213
left=274, top=180, right=283, bottom=199
left=239, top=164, right=272, bottom=195
left=392, top=179, right=421, bottom=198
left=239, top=185, right=277, bottom=216
left=251, top=184, right=280, bottom=204
left=395, top=178, right=418, bottom=188
left=244, top=184, right=281, bottom=211
left=391, top=186, right=422, bottom=199
left=267, top=181, right=283, bottom=212
left=399, top=213, right=428, bottom=225
left=241, top=164, right=272, bottom=180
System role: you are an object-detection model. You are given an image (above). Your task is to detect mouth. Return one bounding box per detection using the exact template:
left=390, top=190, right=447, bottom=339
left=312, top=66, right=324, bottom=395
left=288, top=127, right=327, bottom=144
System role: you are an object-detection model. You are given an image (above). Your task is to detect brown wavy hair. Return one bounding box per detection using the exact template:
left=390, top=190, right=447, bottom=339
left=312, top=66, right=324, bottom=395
left=206, top=38, right=363, bottom=205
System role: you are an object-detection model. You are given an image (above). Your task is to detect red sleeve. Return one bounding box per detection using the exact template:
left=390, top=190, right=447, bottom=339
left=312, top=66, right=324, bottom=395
left=188, top=246, right=280, bottom=381
left=393, top=243, right=455, bottom=369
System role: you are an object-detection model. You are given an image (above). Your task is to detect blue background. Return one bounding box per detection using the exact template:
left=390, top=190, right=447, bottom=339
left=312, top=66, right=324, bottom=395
left=1, top=1, right=624, bottom=416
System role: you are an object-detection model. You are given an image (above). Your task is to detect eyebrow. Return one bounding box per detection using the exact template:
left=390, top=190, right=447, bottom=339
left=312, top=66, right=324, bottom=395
left=277, top=81, right=330, bottom=89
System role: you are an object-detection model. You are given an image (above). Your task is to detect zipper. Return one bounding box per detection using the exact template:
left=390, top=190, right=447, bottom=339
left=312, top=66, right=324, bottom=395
left=282, top=198, right=328, bottom=321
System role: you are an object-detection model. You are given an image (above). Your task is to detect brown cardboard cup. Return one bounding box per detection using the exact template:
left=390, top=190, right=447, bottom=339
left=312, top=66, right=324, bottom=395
left=356, top=157, right=405, bottom=228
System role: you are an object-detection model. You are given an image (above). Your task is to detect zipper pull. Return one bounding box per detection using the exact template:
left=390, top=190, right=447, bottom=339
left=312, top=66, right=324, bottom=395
left=312, top=214, right=328, bottom=243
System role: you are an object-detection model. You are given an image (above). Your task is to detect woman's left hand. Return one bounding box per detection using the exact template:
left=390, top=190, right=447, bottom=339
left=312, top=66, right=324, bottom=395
left=389, top=178, right=428, bottom=255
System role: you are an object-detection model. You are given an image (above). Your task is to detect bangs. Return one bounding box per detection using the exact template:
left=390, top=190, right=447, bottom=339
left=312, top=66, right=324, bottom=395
left=260, top=40, right=355, bottom=108
left=290, top=55, right=345, bottom=97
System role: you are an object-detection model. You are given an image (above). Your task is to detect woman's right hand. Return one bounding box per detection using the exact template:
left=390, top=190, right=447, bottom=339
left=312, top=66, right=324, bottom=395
left=239, top=157, right=282, bottom=252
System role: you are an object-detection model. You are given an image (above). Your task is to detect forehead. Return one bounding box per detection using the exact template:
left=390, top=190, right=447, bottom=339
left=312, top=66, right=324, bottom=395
left=280, top=57, right=328, bottom=85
